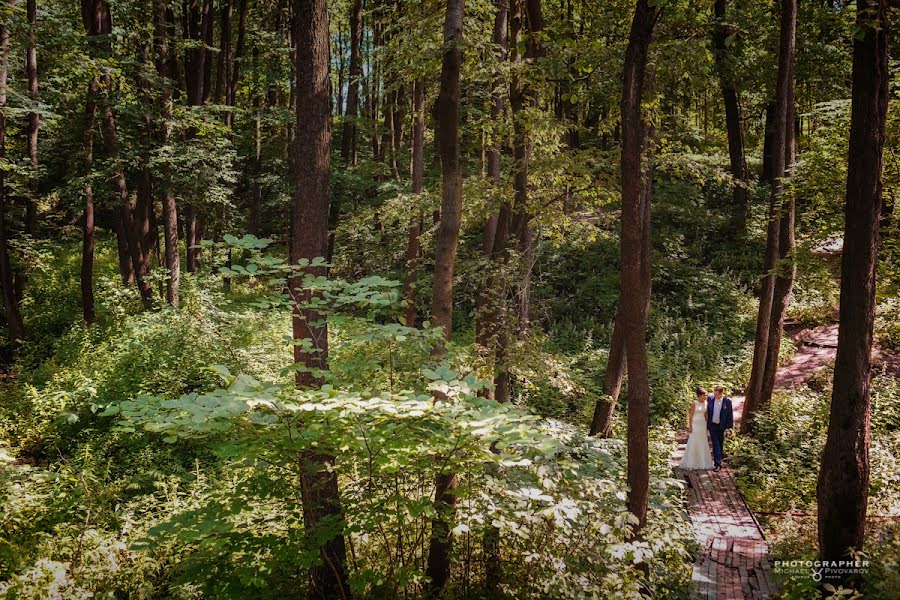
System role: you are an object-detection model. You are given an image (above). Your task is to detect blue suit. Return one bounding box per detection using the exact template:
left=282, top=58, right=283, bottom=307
left=706, top=395, right=733, bottom=467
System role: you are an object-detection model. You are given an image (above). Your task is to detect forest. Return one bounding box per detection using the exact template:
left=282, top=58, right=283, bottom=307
left=0, top=0, right=898, bottom=598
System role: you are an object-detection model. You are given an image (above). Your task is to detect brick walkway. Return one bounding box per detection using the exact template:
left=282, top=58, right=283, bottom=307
left=672, top=396, right=776, bottom=599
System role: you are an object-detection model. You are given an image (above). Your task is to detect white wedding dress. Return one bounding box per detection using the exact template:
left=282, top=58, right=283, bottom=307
left=679, top=399, right=714, bottom=470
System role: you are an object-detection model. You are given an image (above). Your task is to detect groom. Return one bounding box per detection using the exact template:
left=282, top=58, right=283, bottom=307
left=706, top=385, right=733, bottom=472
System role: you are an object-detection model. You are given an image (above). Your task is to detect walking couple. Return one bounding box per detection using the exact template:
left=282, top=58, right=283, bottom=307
left=678, top=386, right=734, bottom=472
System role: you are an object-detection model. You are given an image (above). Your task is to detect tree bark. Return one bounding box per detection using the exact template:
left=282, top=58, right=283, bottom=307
left=424, top=0, right=465, bottom=594
left=292, top=2, right=350, bottom=598
left=340, top=0, right=362, bottom=165
left=619, top=0, right=660, bottom=532
left=817, top=0, right=888, bottom=586
left=0, top=8, right=25, bottom=341
left=712, top=0, right=749, bottom=236
left=742, top=0, right=796, bottom=434
left=156, top=1, right=180, bottom=306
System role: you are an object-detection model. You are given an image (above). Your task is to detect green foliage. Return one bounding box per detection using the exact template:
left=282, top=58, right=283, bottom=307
left=733, top=375, right=900, bottom=597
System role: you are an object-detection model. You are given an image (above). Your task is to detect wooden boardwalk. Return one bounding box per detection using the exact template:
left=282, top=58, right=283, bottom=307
left=672, top=396, right=777, bottom=599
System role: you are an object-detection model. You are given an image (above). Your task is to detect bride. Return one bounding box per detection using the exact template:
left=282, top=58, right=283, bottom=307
left=679, top=387, right=714, bottom=470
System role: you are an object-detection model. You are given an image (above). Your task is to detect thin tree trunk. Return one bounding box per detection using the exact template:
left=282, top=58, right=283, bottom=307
left=424, top=0, right=465, bottom=594
left=589, top=310, right=626, bottom=437
left=135, top=39, right=157, bottom=295
left=370, top=16, right=381, bottom=160
left=213, top=0, right=233, bottom=106
left=201, top=0, right=214, bottom=104
left=712, top=0, right=749, bottom=235
left=0, top=9, right=25, bottom=341
left=817, top=0, right=888, bottom=587
left=482, top=11, right=511, bottom=589
left=24, top=0, right=39, bottom=236
left=186, top=206, right=199, bottom=272
left=402, top=78, right=425, bottom=327
left=619, top=0, right=660, bottom=532
left=508, top=0, right=544, bottom=327
left=292, top=2, right=350, bottom=598
left=112, top=207, right=135, bottom=285
left=226, top=0, right=248, bottom=128
left=81, top=78, right=98, bottom=324
left=761, top=101, right=775, bottom=184
left=336, top=29, right=344, bottom=117
left=340, top=0, right=362, bottom=165
left=156, top=1, right=180, bottom=306
left=475, top=0, right=509, bottom=361
left=102, top=102, right=153, bottom=303
left=742, top=0, right=796, bottom=434
left=183, top=0, right=210, bottom=273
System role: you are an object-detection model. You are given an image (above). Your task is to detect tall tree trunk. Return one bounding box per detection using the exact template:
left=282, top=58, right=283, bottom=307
left=589, top=67, right=657, bottom=440
left=135, top=39, right=158, bottom=295
left=201, top=0, right=214, bottom=104
left=336, top=29, right=344, bottom=117
left=490, top=0, right=544, bottom=404
left=369, top=18, right=381, bottom=160
left=213, top=0, right=233, bottom=106
left=817, top=0, right=888, bottom=586
left=759, top=86, right=797, bottom=405
left=475, top=0, right=509, bottom=387
left=183, top=0, right=211, bottom=272
left=80, top=78, right=97, bottom=324
left=401, top=78, right=425, bottom=327
left=712, top=0, right=749, bottom=236
left=481, top=13, right=510, bottom=593
left=619, top=0, right=660, bottom=532
left=226, top=0, right=247, bottom=128
left=102, top=103, right=153, bottom=304
left=248, top=46, right=263, bottom=236
left=742, top=0, right=796, bottom=434
left=761, top=101, right=775, bottom=184
left=507, top=0, right=544, bottom=327
left=24, top=0, right=39, bottom=236
left=340, top=0, right=362, bottom=165
left=0, top=9, right=25, bottom=342
left=424, top=0, right=464, bottom=594
left=155, top=0, right=180, bottom=306
left=292, top=2, right=350, bottom=598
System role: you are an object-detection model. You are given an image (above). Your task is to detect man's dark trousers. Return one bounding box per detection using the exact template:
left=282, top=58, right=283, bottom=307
left=708, top=422, right=726, bottom=467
